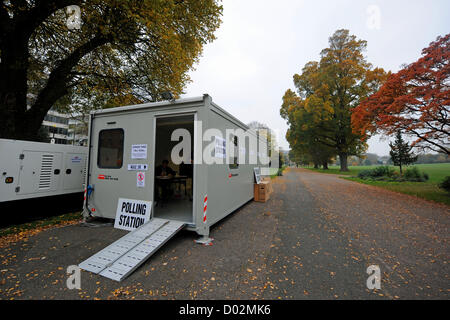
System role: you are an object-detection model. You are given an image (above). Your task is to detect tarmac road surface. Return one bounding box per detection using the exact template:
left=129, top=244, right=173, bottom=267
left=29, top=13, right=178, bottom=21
left=0, top=168, right=448, bottom=299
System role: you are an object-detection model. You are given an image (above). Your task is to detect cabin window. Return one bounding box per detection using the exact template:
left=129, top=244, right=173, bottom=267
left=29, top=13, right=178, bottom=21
left=229, top=135, right=239, bottom=169
left=98, top=129, right=124, bottom=169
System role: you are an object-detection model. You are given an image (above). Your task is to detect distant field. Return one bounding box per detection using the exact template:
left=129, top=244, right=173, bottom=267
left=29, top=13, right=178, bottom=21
left=305, top=163, right=450, bottom=206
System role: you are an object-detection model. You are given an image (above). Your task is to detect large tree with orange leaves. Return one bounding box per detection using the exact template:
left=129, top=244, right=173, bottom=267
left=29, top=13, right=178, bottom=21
left=281, top=29, right=388, bottom=171
left=352, top=34, right=450, bottom=155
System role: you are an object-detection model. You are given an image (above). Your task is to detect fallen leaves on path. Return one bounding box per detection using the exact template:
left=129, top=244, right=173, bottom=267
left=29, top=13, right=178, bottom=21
left=0, top=219, right=81, bottom=249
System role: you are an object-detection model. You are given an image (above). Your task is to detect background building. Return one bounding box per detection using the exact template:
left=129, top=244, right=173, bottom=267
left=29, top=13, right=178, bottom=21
left=67, top=118, right=89, bottom=146
left=41, top=109, right=70, bottom=144
left=38, top=107, right=89, bottom=146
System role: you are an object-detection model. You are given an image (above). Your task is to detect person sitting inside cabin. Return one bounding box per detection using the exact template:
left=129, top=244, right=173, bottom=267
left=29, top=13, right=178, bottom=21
left=155, top=160, right=175, bottom=203
left=156, top=159, right=175, bottom=177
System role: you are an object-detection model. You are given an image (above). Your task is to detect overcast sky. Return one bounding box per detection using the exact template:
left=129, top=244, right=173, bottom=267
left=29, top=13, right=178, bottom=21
left=183, top=0, right=450, bottom=156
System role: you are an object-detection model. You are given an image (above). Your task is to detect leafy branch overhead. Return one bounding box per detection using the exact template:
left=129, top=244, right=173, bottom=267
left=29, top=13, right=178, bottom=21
left=0, top=0, right=223, bottom=140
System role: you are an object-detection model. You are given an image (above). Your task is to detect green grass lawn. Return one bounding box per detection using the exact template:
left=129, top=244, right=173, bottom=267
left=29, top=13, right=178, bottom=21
left=305, top=163, right=450, bottom=206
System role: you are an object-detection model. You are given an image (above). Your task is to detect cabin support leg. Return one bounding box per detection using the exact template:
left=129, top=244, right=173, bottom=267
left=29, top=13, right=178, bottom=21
left=195, top=235, right=214, bottom=246
left=195, top=226, right=213, bottom=245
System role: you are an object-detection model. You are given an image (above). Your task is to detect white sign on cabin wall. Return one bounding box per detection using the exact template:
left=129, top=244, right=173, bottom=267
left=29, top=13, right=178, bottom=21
left=214, top=136, right=226, bottom=159
left=136, top=172, right=145, bottom=188
left=128, top=164, right=148, bottom=171
left=114, top=198, right=152, bottom=231
left=131, top=144, right=147, bottom=159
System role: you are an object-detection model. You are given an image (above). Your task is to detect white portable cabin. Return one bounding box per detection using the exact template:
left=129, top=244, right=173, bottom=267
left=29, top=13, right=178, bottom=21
left=0, top=139, right=87, bottom=203
left=79, top=95, right=269, bottom=281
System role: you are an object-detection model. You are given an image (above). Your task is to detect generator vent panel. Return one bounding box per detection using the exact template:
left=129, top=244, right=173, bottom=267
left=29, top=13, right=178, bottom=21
left=79, top=218, right=185, bottom=281
left=38, top=154, right=54, bottom=189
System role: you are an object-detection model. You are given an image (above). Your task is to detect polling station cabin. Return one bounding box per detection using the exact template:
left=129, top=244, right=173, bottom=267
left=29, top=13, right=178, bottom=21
left=79, top=95, right=269, bottom=281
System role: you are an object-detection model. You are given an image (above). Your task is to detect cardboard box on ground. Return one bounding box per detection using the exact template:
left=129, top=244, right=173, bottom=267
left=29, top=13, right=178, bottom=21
left=254, top=178, right=273, bottom=202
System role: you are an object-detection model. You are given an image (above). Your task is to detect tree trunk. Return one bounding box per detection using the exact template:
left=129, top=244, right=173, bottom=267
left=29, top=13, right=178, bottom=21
left=322, top=161, right=328, bottom=170
left=339, top=153, right=348, bottom=171
left=0, top=0, right=92, bottom=141
left=313, top=163, right=319, bottom=169
left=0, top=32, right=31, bottom=140
left=399, top=163, right=402, bottom=175
left=1, top=22, right=111, bottom=141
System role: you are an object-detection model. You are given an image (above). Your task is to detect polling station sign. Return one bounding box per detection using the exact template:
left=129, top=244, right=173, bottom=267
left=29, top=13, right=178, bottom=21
left=114, top=198, right=152, bottom=231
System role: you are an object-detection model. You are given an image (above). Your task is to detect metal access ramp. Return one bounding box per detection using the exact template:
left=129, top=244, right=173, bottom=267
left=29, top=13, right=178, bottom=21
left=79, top=218, right=185, bottom=281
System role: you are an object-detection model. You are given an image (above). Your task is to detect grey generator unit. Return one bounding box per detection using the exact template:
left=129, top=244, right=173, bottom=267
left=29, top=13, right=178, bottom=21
left=0, top=138, right=88, bottom=203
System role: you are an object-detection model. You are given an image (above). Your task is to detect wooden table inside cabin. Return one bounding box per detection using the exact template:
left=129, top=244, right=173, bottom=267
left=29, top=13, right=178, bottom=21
left=155, top=175, right=188, bottom=196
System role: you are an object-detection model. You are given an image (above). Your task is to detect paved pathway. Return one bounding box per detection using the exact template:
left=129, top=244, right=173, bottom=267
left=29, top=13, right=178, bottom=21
left=0, top=168, right=448, bottom=299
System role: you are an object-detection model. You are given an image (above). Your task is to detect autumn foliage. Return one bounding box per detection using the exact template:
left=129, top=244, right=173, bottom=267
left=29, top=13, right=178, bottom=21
left=281, top=30, right=387, bottom=171
left=352, top=34, right=450, bottom=155
left=0, top=1, right=223, bottom=140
